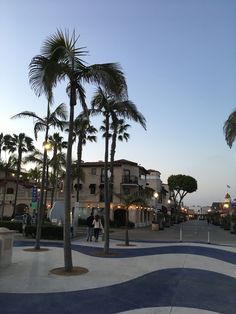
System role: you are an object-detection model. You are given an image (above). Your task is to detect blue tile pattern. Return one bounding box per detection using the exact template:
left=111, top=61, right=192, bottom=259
left=1, top=241, right=236, bottom=314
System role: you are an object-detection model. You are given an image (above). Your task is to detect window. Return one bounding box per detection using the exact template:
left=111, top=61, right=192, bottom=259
left=6, top=188, right=14, bottom=194
left=91, top=168, right=97, bottom=175
left=123, top=187, right=130, bottom=195
left=89, top=184, right=96, bottom=194
left=74, top=184, right=82, bottom=191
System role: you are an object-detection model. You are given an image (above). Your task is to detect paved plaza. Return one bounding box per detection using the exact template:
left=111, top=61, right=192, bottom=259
left=1, top=220, right=236, bottom=314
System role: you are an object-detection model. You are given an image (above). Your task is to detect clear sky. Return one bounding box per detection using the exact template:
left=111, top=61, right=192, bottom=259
left=0, top=0, right=236, bottom=206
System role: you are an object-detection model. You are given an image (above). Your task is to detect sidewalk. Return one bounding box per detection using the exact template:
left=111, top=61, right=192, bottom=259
left=1, top=221, right=236, bottom=313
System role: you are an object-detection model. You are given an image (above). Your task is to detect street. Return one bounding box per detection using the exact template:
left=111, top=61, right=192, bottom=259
left=109, top=219, right=236, bottom=246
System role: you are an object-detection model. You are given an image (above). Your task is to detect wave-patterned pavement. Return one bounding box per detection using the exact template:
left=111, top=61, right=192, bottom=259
left=1, top=238, right=236, bottom=314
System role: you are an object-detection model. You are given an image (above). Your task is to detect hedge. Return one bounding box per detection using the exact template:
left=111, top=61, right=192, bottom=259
left=25, top=225, right=63, bottom=240
left=0, top=221, right=22, bottom=233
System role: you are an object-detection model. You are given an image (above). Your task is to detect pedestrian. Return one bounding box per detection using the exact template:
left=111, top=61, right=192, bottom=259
left=86, top=212, right=94, bottom=241
left=93, top=215, right=103, bottom=242
left=22, top=213, right=31, bottom=236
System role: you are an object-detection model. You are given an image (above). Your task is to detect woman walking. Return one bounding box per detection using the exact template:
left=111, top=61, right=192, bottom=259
left=93, top=215, right=103, bottom=242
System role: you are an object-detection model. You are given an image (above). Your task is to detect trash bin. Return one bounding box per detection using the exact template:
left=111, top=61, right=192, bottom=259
left=0, top=227, right=15, bottom=268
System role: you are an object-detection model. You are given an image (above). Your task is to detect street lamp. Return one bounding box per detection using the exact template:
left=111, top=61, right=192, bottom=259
left=43, top=141, right=51, bottom=151
left=154, top=192, right=159, bottom=205
left=153, top=192, right=159, bottom=221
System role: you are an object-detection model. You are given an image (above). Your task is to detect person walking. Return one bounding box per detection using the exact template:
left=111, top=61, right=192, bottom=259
left=93, top=215, right=103, bottom=242
left=86, top=212, right=94, bottom=241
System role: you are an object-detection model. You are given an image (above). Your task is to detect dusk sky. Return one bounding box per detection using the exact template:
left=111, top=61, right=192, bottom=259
left=0, top=0, right=236, bottom=206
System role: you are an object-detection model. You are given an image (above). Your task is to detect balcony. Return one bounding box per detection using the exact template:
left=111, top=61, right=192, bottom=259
left=121, top=175, right=138, bottom=185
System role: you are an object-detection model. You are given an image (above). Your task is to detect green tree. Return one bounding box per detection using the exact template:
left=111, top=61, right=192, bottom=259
left=29, top=29, right=127, bottom=271
left=167, top=174, right=198, bottom=210
left=223, top=110, right=236, bottom=148
left=7, top=133, right=35, bottom=217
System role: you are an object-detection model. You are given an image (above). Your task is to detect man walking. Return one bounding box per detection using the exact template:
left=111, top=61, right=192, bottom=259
left=86, top=212, right=94, bottom=241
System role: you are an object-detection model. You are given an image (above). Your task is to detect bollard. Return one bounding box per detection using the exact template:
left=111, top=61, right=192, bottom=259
left=180, top=226, right=182, bottom=242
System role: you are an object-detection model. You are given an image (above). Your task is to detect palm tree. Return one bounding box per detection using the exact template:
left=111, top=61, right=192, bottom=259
left=29, top=29, right=127, bottom=271
left=48, top=133, right=67, bottom=206
left=224, top=110, right=236, bottom=148
left=7, top=133, right=35, bottom=217
left=70, top=112, right=97, bottom=202
left=91, top=87, right=146, bottom=254
left=12, top=104, right=67, bottom=250
left=109, top=119, right=131, bottom=181
left=27, top=167, right=42, bottom=184
left=24, top=149, right=51, bottom=215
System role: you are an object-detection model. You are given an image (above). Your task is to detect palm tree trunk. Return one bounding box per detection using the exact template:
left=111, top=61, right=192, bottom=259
left=76, top=138, right=83, bottom=202
left=110, top=130, right=117, bottom=189
left=50, top=148, right=57, bottom=207
left=12, top=155, right=21, bottom=217
left=125, top=207, right=129, bottom=246
left=63, top=83, right=76, bottom=272
left=104, top=113, right=110, bottom=254
left=43, top=162, right=49, bottom=219
left=35, top=102, right=50, bottom=250
left=1, top=171, right=8, bottom=220
left=35, top=147, right=47, bottom=250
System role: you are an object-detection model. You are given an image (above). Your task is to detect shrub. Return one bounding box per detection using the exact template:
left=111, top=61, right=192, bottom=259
left=222, top=215, right=230, bottom=230
left=25, top=225, right=63, bottom=240
left=0, top=221, right=22, bottom=233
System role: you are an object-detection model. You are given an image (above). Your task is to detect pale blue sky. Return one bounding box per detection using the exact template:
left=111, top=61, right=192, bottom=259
left=0, top=0, right=236, bottom=206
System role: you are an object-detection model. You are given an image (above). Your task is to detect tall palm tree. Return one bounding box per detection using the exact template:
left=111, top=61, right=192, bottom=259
left=109, top=119, right=130, bottom=181
left=71, top=112, right=97, bottom=202
left=12, top=103, right=67, bottom=249
left=29, top=29, right=127, bottom=271
left=91, top=87, right=146, bottom=254
left=224, top=110, right=236, bottom=148
left=7, top=133, right=35, bottom=217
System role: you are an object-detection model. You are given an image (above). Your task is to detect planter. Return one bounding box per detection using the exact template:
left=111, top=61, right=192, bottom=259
left=151, top=223, right=159, bottom=231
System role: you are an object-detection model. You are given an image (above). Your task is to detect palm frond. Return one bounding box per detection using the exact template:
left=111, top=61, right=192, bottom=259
left=223, top=110, right=236, bottom=148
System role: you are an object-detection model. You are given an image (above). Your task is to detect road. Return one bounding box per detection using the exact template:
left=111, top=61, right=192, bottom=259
left=109, top=219, right=236, bottom=246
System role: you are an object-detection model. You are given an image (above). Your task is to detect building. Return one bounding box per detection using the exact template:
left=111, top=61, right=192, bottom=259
left=77, top=159, right=162, bottom=227
left=0, top=159, right=167, bottom=227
